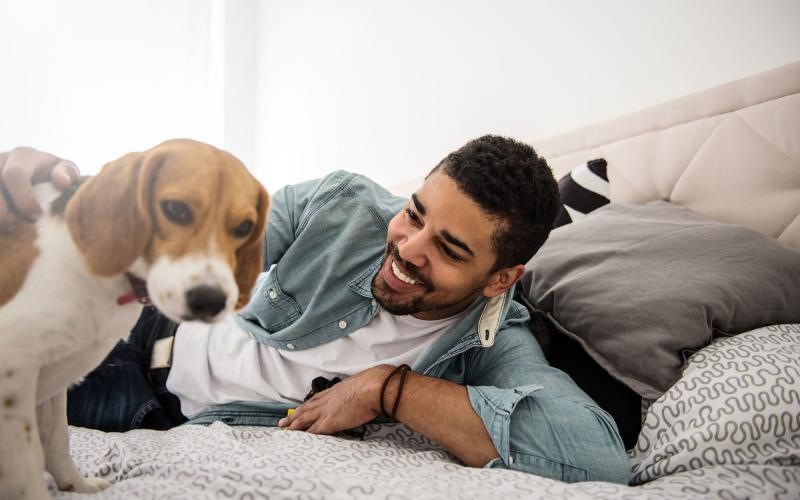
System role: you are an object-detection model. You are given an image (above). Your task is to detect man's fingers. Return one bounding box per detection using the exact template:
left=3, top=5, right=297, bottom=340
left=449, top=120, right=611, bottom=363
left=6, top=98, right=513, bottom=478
left=1, top=166, right=42, bottom=220
left=280, top=404, right=316, bottom=431
left=11, top=147, right=60, bottom=181
left=0, top=194, right=15, bottom=227
left=306, top=421, right=324, bottom=435
left=0, top=147, right=77, bottom=222
left=50, top=160, right=80, bottom=190
left=287, top=413, right=314, bottom=431
left=278, top=411, right=295, bottom=428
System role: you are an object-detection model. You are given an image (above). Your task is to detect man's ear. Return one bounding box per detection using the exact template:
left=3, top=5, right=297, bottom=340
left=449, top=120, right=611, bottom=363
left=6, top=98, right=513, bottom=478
left=482, top=264, right=525, bottom=298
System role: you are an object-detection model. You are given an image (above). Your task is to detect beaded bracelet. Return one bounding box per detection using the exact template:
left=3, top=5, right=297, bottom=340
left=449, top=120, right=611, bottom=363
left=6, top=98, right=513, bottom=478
left=379, top=364, right=411, bottom=420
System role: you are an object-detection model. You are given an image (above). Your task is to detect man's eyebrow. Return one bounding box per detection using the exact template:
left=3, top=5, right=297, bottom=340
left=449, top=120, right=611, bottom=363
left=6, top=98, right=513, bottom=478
left=441, top=229, right=474, bottom=257
left=411, top=194, right=426, bottom=216
left=411, top=192, right=474, bottom=257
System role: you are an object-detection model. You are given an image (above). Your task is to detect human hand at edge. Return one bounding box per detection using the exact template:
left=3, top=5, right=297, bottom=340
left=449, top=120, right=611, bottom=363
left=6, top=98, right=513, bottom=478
left=278, top=365, right=392, bottom=435
left=0, top=146, right=79, bottom=226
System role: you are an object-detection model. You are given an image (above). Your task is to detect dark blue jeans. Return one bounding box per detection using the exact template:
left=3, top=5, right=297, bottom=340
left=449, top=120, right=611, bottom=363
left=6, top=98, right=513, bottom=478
left=66, top=306, right=187, bottom=432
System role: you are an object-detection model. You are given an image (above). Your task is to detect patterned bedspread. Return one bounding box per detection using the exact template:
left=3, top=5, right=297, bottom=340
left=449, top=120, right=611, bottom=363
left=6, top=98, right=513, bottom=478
left=52, top=422, right=798, bottom=499
left=51, top=325, right=800, bottom=499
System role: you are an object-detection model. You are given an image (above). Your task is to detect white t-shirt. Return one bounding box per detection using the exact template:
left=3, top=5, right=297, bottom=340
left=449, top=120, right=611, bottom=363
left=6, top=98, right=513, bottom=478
left=166, top=307, right=468, bottom=417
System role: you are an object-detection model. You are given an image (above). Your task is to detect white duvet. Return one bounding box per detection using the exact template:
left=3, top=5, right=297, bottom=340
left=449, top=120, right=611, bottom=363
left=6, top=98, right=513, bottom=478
left=54, top=325, right=800, bottom=499
left=52, top=422, right=797, bottom=499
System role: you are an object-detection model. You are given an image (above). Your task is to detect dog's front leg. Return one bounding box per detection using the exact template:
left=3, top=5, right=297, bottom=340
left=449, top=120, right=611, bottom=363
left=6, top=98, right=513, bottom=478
left=0, top=363, right=48, bottom=500
left=37, top=391, right=111, bottom=494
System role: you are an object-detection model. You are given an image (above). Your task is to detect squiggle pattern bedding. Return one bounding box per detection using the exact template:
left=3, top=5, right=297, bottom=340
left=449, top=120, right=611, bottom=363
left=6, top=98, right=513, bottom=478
left=50, top=324, right=800, bottom=498
left=630, top=325, right=800, bottom=483
left=53, top=422, right=799, bottom=499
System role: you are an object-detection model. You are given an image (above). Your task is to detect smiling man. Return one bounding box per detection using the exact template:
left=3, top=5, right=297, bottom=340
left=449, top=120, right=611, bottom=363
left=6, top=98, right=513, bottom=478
left=1, top=136, right=629, bottom=483
left=373, top=173, right=509, bottom=320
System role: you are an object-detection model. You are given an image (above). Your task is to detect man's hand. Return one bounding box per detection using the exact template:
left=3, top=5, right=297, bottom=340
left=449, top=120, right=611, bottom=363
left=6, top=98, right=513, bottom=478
left=279, top=364, right=499, bottom=467
left=278, top=365, right=392, bottom=434
left=0, top=146, right=79, bottom=226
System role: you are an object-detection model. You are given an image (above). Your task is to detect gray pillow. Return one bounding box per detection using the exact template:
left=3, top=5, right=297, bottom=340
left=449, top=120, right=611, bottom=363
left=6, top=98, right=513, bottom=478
left=521, top=201, right=800, bottom=399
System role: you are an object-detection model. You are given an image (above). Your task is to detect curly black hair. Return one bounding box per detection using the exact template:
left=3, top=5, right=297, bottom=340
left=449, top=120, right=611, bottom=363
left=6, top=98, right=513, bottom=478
left=429, top=135, right=560, bottom=270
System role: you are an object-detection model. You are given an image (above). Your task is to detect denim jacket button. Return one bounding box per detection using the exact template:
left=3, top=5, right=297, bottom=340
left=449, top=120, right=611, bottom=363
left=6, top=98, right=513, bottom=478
left=338, top=320, right=347, bottom=329
left=286, top=343, right=295, bottom=350
left=268, top=290, right=278, bottom=300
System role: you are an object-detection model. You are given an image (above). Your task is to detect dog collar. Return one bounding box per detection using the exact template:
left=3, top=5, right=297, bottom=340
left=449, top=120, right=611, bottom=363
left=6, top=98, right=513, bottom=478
left=117, top=272, right=151, bottom=306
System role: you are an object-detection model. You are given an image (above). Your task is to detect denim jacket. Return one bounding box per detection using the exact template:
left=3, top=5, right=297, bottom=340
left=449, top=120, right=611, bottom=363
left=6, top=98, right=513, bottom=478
left=187, top=171, right=629, bottom=483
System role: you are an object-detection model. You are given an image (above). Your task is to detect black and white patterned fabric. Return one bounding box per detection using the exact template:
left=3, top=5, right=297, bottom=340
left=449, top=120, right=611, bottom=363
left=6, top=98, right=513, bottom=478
left=553, top=158, right=609, bottom=228
left=55, top=398, right=800, bottom=499
left=50, top=325, right=800, bottom=498
left=629, top=324, right=800, bottom=485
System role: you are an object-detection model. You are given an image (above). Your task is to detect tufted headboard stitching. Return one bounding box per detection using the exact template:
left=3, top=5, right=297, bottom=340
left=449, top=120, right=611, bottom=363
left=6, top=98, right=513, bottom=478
left=534, top=61, right=800, bottom=250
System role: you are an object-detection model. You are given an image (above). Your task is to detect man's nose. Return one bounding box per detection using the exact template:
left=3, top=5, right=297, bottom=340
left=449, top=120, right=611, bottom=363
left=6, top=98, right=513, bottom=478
left=397, top=232, right=428, bottom=269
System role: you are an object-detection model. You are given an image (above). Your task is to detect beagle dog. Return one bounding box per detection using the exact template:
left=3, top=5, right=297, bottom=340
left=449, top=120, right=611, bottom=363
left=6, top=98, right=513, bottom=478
left=0, top=139, right=269, bottom=499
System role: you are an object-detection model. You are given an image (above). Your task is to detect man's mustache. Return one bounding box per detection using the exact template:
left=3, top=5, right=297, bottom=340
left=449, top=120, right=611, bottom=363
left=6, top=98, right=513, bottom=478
left=386, top=242, right=432, bottom=290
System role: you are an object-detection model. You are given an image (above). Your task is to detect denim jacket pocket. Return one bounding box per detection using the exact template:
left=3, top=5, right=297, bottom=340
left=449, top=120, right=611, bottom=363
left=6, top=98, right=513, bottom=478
left=239, top=271, right=302, bottom=332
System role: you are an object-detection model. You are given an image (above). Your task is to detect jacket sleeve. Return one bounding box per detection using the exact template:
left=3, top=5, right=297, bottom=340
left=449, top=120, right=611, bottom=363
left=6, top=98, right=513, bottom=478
left=263, top=184, right=299, bottom=270
left=263, top=171, right=351, bottom=269
left=463, top=311, right=630, bottom=483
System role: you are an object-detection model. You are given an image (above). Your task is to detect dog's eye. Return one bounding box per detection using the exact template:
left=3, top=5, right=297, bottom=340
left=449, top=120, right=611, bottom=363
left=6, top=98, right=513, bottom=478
left=233, top=220, right=255, bottom=238
left=161, top=200, right=193, bottom=226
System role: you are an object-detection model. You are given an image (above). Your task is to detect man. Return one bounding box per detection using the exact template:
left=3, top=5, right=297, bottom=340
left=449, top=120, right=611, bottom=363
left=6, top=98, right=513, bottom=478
left=0, top=136, right=629, bottom=483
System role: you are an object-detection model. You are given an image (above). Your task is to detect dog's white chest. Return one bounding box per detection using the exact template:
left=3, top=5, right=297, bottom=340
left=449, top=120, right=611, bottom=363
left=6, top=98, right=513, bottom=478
left=0, top=186, right=143, bottom=403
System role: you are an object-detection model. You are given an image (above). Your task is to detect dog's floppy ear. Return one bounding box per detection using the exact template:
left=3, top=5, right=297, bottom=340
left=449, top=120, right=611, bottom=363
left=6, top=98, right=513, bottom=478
left=65, top=150, right=162, bottom=276
left=234, top=185, right=269, bottom=309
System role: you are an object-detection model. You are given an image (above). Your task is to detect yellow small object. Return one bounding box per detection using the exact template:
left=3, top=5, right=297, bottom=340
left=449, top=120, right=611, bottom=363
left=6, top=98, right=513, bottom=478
left=287, top=408, right=296, bottom=416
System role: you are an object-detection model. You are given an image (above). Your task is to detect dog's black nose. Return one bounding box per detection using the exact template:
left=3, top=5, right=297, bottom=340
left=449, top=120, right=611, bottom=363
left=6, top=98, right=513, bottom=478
left=186, top=286, right=227, bottom=320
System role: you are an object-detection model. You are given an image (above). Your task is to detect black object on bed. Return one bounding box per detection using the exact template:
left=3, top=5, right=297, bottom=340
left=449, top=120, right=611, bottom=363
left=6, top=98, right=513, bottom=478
left=529, top=310, right=642, bottom=450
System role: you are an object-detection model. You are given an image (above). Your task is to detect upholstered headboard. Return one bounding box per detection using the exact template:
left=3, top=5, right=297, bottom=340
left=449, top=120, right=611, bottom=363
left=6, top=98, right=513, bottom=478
left=533, top=61, right=800, bottom=250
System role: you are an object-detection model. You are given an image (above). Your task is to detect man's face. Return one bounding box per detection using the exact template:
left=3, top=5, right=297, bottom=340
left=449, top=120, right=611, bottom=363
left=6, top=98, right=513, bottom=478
left=371, top=171, right=503, bottom=320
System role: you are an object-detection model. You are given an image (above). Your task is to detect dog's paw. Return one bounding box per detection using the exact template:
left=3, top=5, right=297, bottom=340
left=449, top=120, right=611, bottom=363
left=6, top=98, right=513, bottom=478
left=71, top=476, right=112, bottom=493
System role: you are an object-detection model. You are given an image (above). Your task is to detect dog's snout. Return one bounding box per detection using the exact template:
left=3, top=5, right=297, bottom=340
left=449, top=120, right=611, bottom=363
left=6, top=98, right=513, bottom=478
left=186, top=285, right=227, bottom=320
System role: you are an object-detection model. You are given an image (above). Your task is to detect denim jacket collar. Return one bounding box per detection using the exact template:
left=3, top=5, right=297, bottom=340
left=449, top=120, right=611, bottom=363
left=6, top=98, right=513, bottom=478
left=413, top=287, right=514, bottom=375
left=346, top=256, right=383, bottom=298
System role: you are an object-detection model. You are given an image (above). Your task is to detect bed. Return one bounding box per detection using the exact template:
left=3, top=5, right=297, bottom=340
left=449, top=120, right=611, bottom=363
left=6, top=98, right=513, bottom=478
left=56, top=62, right=800, bottom=498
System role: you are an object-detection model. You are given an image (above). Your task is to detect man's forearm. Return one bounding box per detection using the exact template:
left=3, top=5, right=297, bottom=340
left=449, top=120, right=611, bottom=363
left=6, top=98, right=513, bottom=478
left=278, top=364, right=501, bottom=467
left=378, top=366, right=500, bottom=467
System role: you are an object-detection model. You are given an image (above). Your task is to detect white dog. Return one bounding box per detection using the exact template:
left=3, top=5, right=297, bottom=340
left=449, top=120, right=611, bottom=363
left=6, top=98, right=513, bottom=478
left=0, top=139, right=268, bottom=499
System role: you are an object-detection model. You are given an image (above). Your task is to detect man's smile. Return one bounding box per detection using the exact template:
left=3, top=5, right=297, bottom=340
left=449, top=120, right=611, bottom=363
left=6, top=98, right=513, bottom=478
left=391, top=260, right=418, bottom=285
left=381, top=254, right=429, bottom=292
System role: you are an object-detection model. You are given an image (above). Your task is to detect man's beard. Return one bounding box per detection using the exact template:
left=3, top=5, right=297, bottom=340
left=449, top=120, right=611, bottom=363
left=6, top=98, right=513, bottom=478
left=370, top=242, right=480, bottom=317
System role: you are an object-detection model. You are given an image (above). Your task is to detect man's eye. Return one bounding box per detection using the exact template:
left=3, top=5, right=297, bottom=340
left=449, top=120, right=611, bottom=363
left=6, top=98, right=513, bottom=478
left=161, top=200, right=193, bottom=225
left=405, top=208, right=421, bottom=225
left=441, top=244, right=462, bottom=261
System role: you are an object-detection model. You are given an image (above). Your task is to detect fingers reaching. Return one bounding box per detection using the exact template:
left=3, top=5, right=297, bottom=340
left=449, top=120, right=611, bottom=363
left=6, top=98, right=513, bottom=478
left=279, top=405, right=314, bottom=431
left=1, top=164, right=42, bottom=221
left=0, top=147, right=79, bottom=224
left=0, top=193, right=13, bottom=227
left=51, top=160, right=80, bottom=190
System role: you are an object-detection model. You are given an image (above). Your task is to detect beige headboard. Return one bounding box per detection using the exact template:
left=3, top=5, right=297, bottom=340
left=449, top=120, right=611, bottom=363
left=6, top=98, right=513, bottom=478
left=534, top=61, right=800, bottom=250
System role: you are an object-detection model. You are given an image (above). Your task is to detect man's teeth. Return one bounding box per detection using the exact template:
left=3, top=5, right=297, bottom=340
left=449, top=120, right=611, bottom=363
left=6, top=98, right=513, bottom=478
left=391, top=260, right=418, bottom=285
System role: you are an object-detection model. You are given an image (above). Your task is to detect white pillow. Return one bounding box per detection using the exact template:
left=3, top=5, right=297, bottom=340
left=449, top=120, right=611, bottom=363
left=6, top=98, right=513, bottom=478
left=629, top=324, right=800, bottom=484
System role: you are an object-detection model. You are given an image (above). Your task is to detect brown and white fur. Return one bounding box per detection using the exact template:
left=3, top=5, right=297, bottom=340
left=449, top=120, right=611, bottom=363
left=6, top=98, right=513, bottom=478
left=0, top=139, right=268, bottom=499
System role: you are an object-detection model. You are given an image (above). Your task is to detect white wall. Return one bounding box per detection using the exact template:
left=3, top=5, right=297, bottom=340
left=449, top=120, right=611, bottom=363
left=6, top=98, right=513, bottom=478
left=254, top=0, right=800, bottom=191
left=0, top=0, right=223, bottom=173
left=1, top=1, right=799, bottom=192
